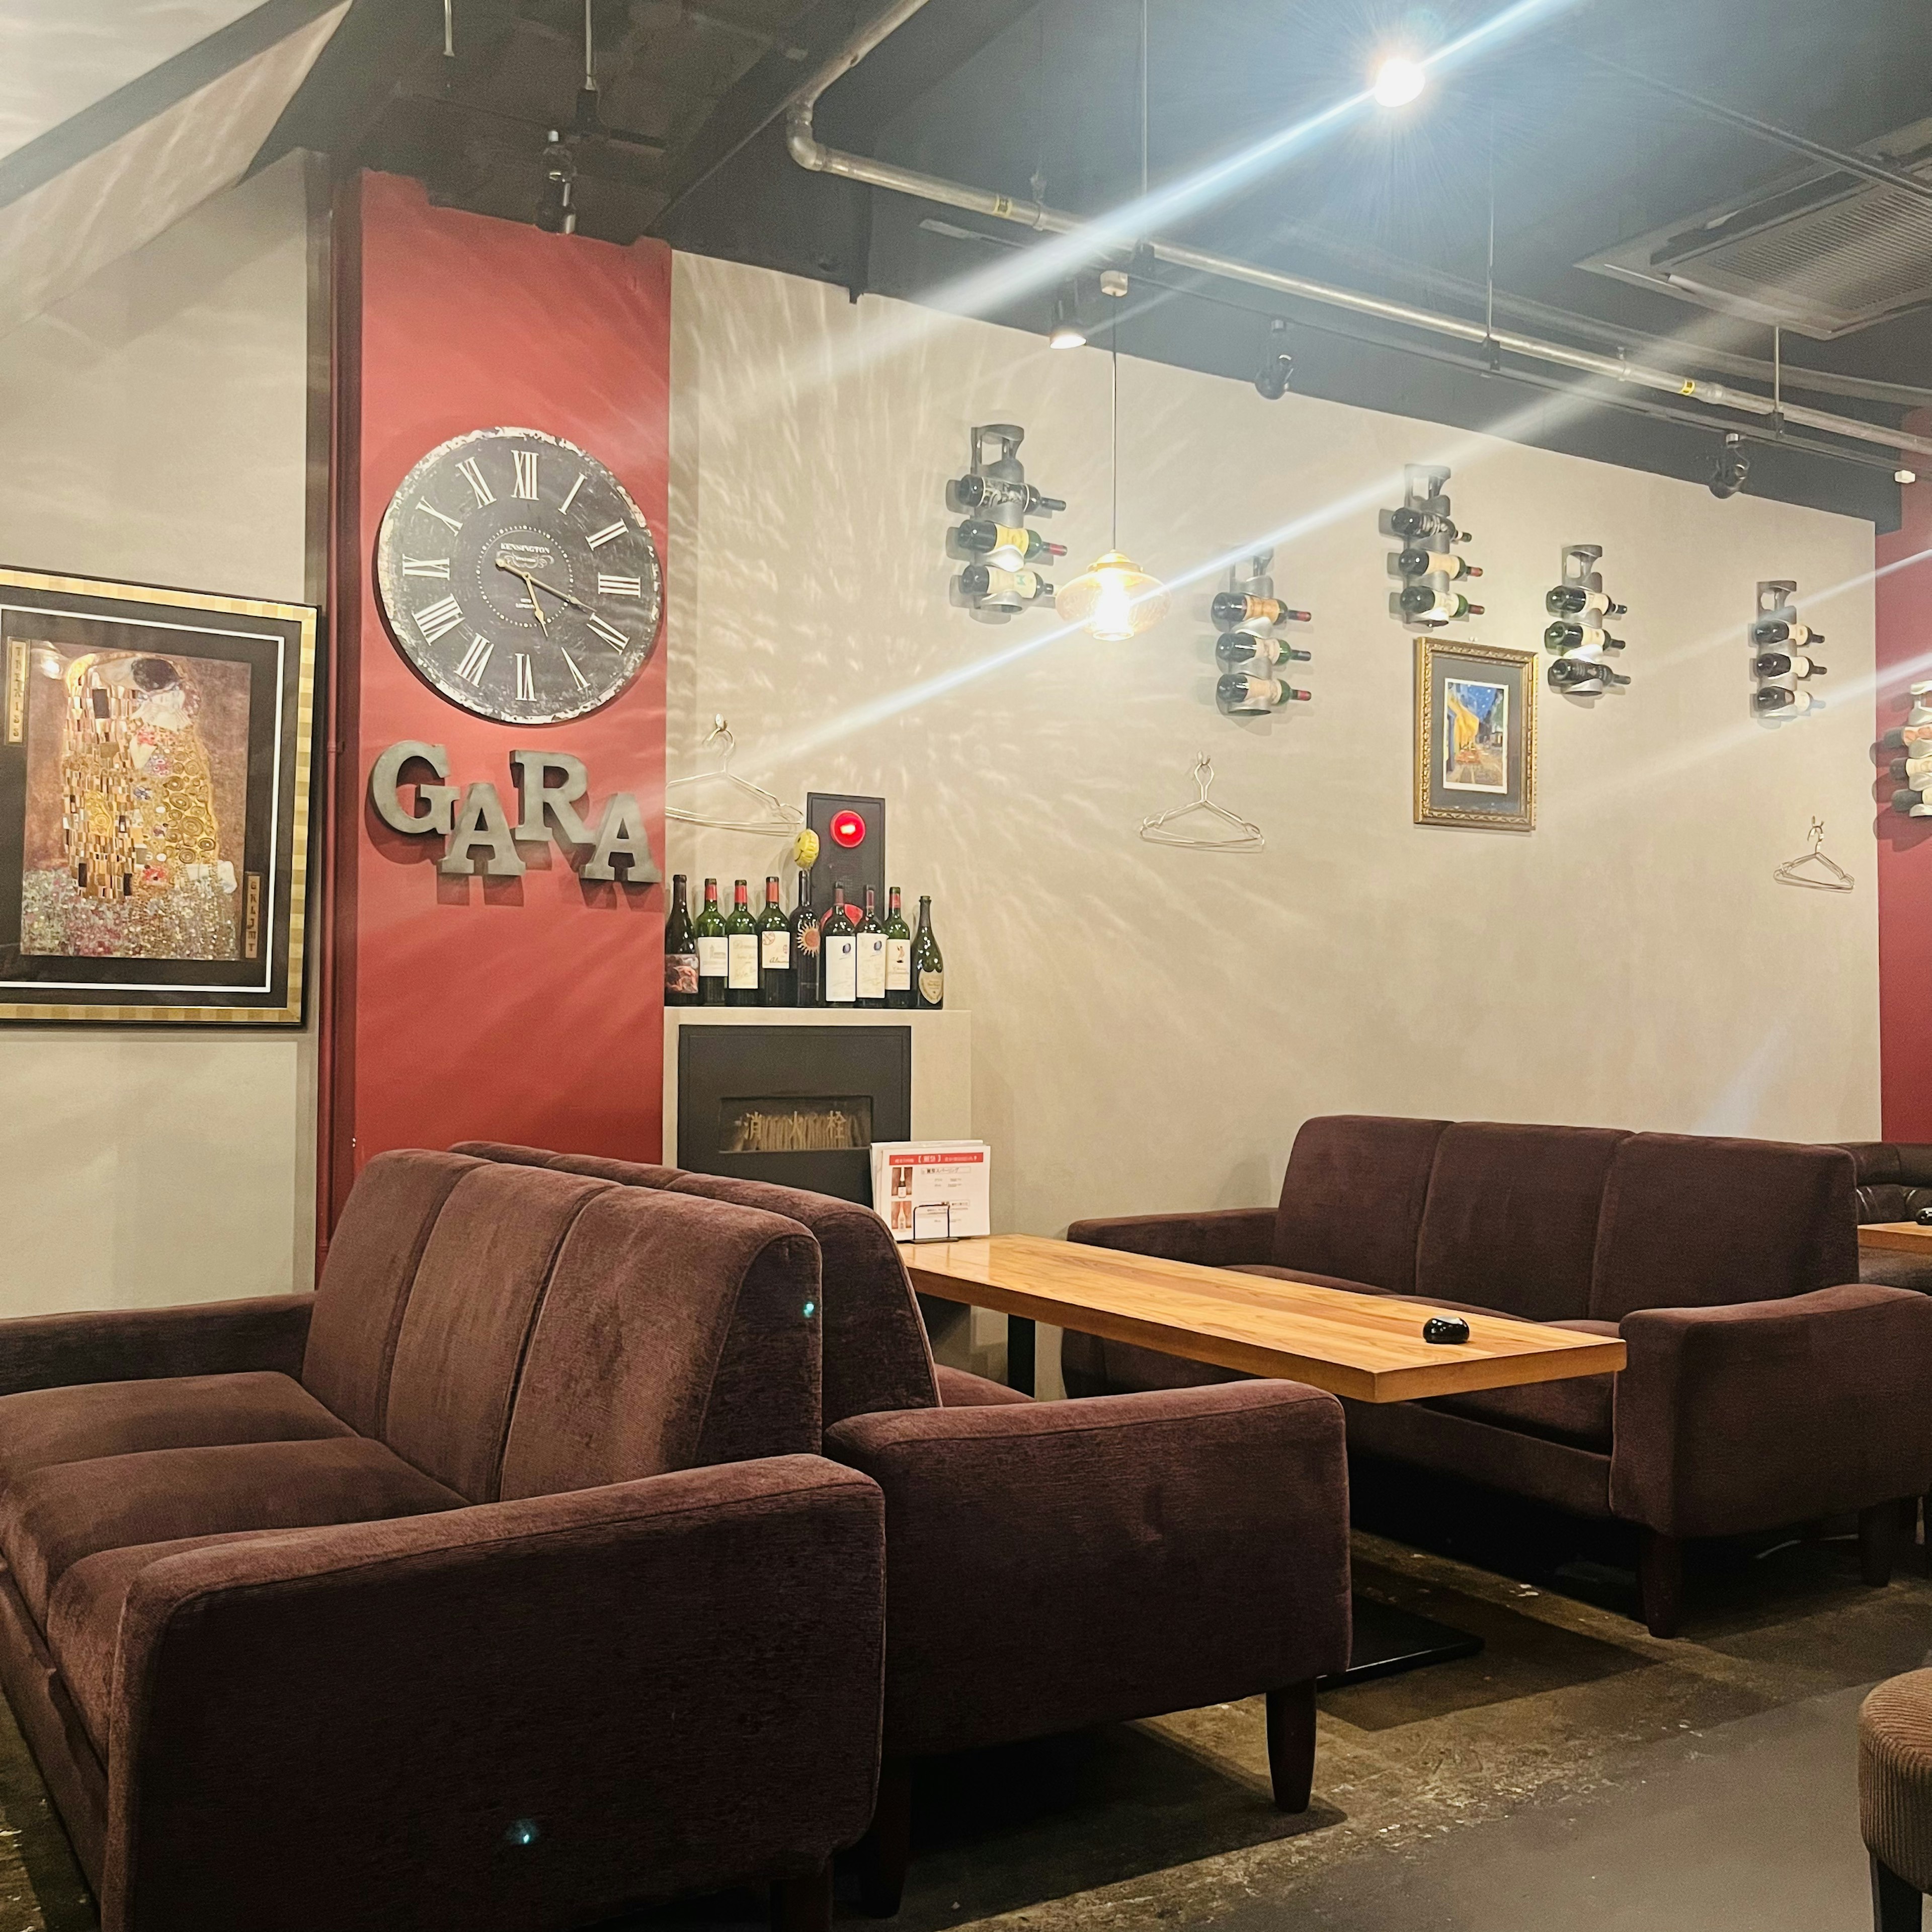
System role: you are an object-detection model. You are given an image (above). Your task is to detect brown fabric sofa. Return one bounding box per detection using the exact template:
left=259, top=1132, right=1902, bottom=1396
left=0, top=1149, right=886, bottom=1932
left=457, top=1143, right=1353, bottom=1918
left=1064, top=1116, right=1932, bottom=1639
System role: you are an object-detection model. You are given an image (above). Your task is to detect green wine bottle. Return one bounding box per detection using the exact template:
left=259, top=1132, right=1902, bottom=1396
left=883, top=887, right=914, bottom=1009
left=913, top=895, right=944, bottom=1011
left=723, top=879, right=759, bottom=1007
left=789, top=871, right=820, bottom=1007
left=664, top=873, right=699, bottom=1007
left=694, top=877, right=727, bottom=1006
left=821, top=883, right=858, bottom=1006
left=757, top=874, right=792, bottom=1006
left=856, top=887, right=887, bottom=1008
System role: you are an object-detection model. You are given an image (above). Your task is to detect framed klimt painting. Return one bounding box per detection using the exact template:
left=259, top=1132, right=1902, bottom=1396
left=0, top=569, right=317, bottom=1023
left=1414, top=636, right=1536, bottom=832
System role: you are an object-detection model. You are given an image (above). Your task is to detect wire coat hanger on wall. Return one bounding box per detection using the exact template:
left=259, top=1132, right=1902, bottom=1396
left=1774, top=818, right=1854, bottom=892
left=1140, top=754, right=1265, bottom=852
left=665, top=716, right=804, bottom=834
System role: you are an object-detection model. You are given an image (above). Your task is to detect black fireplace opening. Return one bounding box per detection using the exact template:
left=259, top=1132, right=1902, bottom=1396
left=677, top=1026, right=910, bottom=1205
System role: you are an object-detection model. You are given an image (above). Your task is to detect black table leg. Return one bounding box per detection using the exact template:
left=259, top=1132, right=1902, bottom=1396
left=1320, top=1594, right=1483, bottom=1689
left=1007, top=1315, right=1036, bottom=1395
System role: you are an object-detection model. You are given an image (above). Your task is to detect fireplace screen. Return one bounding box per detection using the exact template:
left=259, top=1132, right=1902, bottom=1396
left=720, top=1095, right=873, bottom=1156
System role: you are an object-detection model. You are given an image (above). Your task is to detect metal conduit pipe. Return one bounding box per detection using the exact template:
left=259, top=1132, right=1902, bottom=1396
left=784, top=9, right=1932, bottom=463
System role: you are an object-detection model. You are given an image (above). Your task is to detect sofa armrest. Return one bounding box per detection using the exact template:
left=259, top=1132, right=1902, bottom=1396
left=0, top=1296, right=315, bottom=1398
left=104, top=1455, right=883, bottom=1932
left=826, top=1383, right=1349, bottom=1758
left=1609, top=1285, right=1932, bottom=1539
left=1066, top=1208, right=1276, bottom=1268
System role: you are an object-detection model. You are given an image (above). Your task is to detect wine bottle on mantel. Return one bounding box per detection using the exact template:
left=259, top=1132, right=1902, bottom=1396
left=856, top=887, right=888, bottom=1009
left=725, top=879, right=759, bottom=1007
left=758, top=875, right=792, bottom=1006
left=789, top=870, right=821, bottom=1008
left=694, top=877, right=727, bottom=1006
left=913, top=896, right=944, bottom=1010
left=821, top=885, right=858, bottom=1007
left=664, top=873, right=700, bottom=1007
left=883, top=887, right=914, bottom=1009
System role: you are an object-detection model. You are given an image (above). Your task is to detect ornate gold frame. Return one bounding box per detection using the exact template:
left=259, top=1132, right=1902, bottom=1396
left=1414, top=635, right=1536, bottom=832
left=0, top=568, right=318, bottom=1024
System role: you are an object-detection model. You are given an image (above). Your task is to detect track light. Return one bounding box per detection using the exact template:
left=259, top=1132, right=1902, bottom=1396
left=1372, top=55, right=1426, bottom=107
left=1898, top=468, right=1918, bottom=486
left=1255, top=317, right=1293, bottom=400
left=1709, top=432, right=1750, bottom=500
left=1048, top=281, right=1087, bottom=351
left=536, top=129, right=576, bottom=234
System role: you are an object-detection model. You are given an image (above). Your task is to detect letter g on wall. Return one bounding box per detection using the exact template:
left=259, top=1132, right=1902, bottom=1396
left=369, top=742, right=459, bottom=835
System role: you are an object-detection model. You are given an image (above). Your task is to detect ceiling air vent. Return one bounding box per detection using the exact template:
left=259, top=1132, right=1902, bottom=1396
left=1579, top=115, right=1932, bottom=339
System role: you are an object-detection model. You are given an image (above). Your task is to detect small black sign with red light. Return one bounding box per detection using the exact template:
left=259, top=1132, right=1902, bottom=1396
left=806, top=792, right=884, bottom=924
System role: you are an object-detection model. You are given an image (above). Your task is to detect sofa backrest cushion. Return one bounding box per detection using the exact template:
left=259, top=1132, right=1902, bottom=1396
left=451, top=1142, right=685, bottom=1189
left=301, top=1150, right=477, bottom=1436
left=1272, top=1115, right=1450, bottom=1293
left=1588, top=1132, right=1859, bottom=1322
left=381, top=1163, right=611, bottom=1501
left=1414, top=1122, right=1629, bottom=1322
left=499, top=1186, right=822, bottom=1499
left=666, top=1175, right=941, bottom=1424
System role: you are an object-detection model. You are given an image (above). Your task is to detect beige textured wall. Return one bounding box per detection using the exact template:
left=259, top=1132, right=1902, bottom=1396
left=0, top=156, right=318, bottom=1312
left=668, top=253, right=1881, bottom=1236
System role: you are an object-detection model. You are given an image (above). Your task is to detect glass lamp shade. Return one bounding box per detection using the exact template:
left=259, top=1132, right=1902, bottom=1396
left=1057, top=551, right=1170, bottom=641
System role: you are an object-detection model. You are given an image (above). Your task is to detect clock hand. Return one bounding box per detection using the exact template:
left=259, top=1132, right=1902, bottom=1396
left=514, top=570, right=552, bottom=636
left=494, top=556, right=594, bottom=616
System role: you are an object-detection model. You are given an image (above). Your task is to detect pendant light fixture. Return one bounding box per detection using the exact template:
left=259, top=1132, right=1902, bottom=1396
left=1057, top=0, right=1168, bottom=644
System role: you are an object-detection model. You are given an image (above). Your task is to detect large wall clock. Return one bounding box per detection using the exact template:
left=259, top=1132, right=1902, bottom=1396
left=374, top=426, right=662, bottom=725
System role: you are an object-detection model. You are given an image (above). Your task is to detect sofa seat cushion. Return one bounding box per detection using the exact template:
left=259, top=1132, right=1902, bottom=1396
left=0, top=1373, right=353, bottom=1486
left=1417, top=1312, right=1620, bottom=1452
left=933, top=1364, right=1031, bottom=1407
left=0, top=1437, right=462, bottom=1626
left=1227, top=1264, right=1386, bottom=1295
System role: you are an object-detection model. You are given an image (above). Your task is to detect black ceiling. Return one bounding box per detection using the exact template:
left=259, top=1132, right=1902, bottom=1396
left=268, top=0, right=1932, bottom=526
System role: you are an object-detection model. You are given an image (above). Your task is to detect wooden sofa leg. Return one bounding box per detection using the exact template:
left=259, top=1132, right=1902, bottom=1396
left=857, top=1757, right=914, bottom=1918
left=1861, top=1500, right=1914, bottom=1587
left=1638, top=1530, right=1684, bottom=1639
left=1872, top=1853, right=1923, bottom=1931
left=771, top=1862, right=833, bottom=1932
left=1265, top=1680, right=1318, bottom=1813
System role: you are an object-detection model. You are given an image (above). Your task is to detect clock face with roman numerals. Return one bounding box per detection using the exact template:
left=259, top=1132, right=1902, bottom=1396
left=374, top=426, right=661, bottom=725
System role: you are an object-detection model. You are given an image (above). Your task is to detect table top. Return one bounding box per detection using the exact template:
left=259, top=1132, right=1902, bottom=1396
left=1859, top=1221, right=1932, bottom=1254
left=904, top=1235, right=1626, bottom=1405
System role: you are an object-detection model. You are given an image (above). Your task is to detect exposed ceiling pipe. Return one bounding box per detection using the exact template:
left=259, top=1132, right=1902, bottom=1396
left=784, top=4, right=1932, bottom=463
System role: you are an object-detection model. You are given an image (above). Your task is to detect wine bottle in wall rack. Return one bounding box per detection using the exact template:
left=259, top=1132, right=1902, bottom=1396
left=1753, top=686, right=1819, bottom=714
left=1401, top=586, right=1484, bottom=621
left=1549, top=658, right=1631, bottom=691
left=694, top=877, right=728, bottom=1006
left=953, top=520, right=1066, bottom=565
left=1218, top=671, right=1313, bottom=714
left=758, top=875, right=793, bottom=1006
left=1885, top=725, right=1932, bottom=751
left=959, top=564, right=1055, bottom=605
left=1894, top=788, right=1932, bottom=817
left=789, top=871, right=821, bottom=1008
left=1390, top=506, right=1469, bottom=542
left=1396, top=548, right=1481, bottom=581
left=1546, top=584, right=1626, bottom=617
left=856, top=887, right=888, bottom=1008
left=725, top=879, right=759, bottom=1007
left=1544, top=621, right=1626, bottom=654
left=952, top=473, right=1066, bottom=517
left=1750, top=618, right=1822, bottom=648
left=913, top=896, right=944, bottom=1010
left=883, top=887, right=914, bottom=1009
left=1210, top=590, right=1312, bottom=628
left=1752, top=652, right=1825, bottom=679
left=664, top=873, right=700, bottom=1006
left=1216, top=631, right=1312, bottom=670
left=821, top=887, right=858, bottom=1007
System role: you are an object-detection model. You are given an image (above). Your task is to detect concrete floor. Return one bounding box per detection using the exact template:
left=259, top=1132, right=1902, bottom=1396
left=0, top=1471, right=1918, bottom=1931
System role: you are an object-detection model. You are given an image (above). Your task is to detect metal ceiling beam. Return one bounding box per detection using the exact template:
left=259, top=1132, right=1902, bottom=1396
left=252, top=0, right=446, bottom=176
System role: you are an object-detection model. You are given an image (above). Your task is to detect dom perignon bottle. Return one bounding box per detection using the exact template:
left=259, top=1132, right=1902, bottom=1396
left=789, top=871, right=821, bottom=1008
left=1547, top=584, right=1625, bottom=617
left=913, top=895, right=944, bottom=1010
left=725, top=879, right=759, bottom=1006
left=1400, top=585, right=1484, bottom=621
left=1210, top=591, right=1312, bottom=629
left=1390, top=505, right=1468, bottom=543
left=664, top=873, right=700, bottom=1006
left=1544, top=621, right=1626, bottom=654
left=821, top=883, right=859, bottom=1007
left=694, top=877, right=727, bottom=1006
left=1751, top=618, right=1822, bottom=648
left=1218, top=671, right=1312, bottom=715
left=758, top=875, right=792, bottom=1006
left=952, top=519, right=1066, bottom=565
left=1395, top=548, right=1481, bottom=581
left=1217, top=631, right=1311, bottom=671
left=1548, top=658, right=1630, bottom=691
left=883, top=887, right=914, bottom=1009
left=1753, top=652, right=1826, bottom=680
left=856, top=887, right=888, bottom=1008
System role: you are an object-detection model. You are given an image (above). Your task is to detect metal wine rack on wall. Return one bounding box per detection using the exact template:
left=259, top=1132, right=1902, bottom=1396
left=1543, top=543, right=1630, bottom=699
left=945, top=424, right=1066, bottom=621
left=1752, top=579, right=1827, bottom=723
left=1382, top=464, right=1483, bottom=633
left=1212, top=549, right=1313, bottom=717
left=1881, top=672, right=1932, bottom=818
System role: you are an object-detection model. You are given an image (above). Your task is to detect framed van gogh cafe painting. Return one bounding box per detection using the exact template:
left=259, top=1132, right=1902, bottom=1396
left=0, top=568, right=317, bottom=1024
left=1414, top=636, right=1536, bottom=833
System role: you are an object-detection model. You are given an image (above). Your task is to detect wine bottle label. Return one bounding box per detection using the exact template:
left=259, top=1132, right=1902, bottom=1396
left=727, top=934, right=759, bottom=989
left=761, top=930, right=789, bottom=971
left=857, top=933, right=888, bottom=1000
left=825, top=935, right=858, bottom=1003
left=666, top=954, right=699, bottom=996
left=795, top=923, right=821, bottom=958
left=918, top=969, right=944, bottom=1007
left=886, top=938, right=912, bottom=989
left=697, top=936, right=728, bottom=978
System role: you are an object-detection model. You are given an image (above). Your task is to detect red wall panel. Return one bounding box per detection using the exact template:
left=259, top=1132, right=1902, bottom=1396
left=324, top=173, right=668, bottom=1230
left=1877, top=425, right=1932, bottom=1138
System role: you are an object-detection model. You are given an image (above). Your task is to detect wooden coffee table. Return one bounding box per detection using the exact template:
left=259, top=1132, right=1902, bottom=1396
left=906, top=1235, right=1628, bottom=1687
left=1859, top=1222, right=1932, bottom=1256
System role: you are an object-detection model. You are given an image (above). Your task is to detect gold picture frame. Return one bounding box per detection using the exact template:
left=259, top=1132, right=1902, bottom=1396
left=1414, top=635, right=1536, bottom=832
left=0, top=567, right=318, bottom=1024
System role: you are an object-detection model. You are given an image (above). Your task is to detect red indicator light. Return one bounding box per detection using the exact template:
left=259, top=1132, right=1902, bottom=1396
left=830, top=810, right=866, bottom=848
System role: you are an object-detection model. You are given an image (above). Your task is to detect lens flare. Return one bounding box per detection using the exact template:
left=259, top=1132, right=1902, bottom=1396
left=1372, top=56, right=1427, bottom=106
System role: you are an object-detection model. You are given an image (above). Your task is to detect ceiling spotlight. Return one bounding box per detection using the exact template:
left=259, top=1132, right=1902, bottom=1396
left=1048, top=281, right=1087, bottom=351
left=536, top=129, right=576, bottom=234
left=1709, top=432, right=1750, bottom=500
left=1898, top=467, right=1918, bottom=485
left=1372, top=55, right=1426, bottom=108
left=1255, top=316, right=1294, bottom=400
